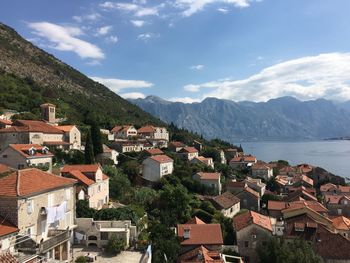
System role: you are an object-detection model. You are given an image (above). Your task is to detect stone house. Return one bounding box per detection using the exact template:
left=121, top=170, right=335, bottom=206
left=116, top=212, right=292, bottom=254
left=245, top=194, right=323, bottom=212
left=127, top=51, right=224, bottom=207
left=111, top=125, right=138, bottom=139
left=178, top=147, right=199, bottom=161
left=56, top=125, right=81, bottom=150
left=229, top=155, right=257, bottom=169
left=233, top=210, right=273, bottom=263
left=193, top=172, right=222, bottom=195
left=210, top=192, right=240, bottom=218
left=137, top=125, right=169, bottom=141
left=235, top=187, right=260, bottom=212
left=61, top=164, right=109, bottom=210
left=96, top=144, right=119, bottom=165
left=190, top=156, right=214, bottom=169
left=0, top=120, right=68, bottom=151
left=251, top=162, right=273, bottom=180
left=142, top=155, right=174, bottom=182
left=0, top=216, right=19, bottom=254
left=0, top=168, right=77, bottom=262
left=168, top=141, right=186, bottom=152
left=245, top=177, right=266, bottom=197
left=0, top=144, right=53, bottom=172
left=75, top=218, right=137, bottom=249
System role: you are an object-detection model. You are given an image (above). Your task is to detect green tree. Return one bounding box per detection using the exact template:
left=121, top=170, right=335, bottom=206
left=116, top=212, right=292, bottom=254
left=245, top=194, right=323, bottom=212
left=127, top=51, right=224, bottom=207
left=149, top=222, right=180, bottom=263
left=75, top=256, right=87, bottom=263
left=90, top=121, right=103, bottom=157
left=121, top=160, right=140, bottom=182
left=104, top=166, right=133, bottom=202
left=257, top=238, right=323, bottom=263
left=201, top=147, right=221, bottom=163
left=76, top=200, right=96, bottom=218
left=84, top=129, right=95, bottom=164
left=105, top=234, right=125, bottom=255
left=266, top=177, right=280, bottom=192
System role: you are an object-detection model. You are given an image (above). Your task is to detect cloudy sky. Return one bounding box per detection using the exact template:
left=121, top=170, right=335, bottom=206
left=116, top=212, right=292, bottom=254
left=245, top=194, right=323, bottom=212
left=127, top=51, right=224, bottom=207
left=2, top=0, right=350, bottom=102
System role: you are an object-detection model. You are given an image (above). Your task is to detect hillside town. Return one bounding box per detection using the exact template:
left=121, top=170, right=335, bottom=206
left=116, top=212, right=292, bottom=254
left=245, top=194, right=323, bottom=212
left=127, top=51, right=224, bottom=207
left=0, top=103, right=349, bottom=263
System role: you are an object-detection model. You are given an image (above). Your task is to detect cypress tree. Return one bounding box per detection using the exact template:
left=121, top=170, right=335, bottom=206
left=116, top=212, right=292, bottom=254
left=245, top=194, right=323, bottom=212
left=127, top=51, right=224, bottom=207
left=85, top=129, right=95, bottom=164
left=90, top=121, right=103, bottom=157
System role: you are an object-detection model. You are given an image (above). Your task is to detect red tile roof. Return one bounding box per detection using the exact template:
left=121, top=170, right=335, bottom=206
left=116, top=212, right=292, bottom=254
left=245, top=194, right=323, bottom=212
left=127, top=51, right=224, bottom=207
left=233, top=210, right=273, bottom=232
left=243, top=186, right=260, bottom=198
left=56, top=125, right=76, bottom=132
left=226, top=180, right=246, bottom=189
left=0, top=216, right=19, bottom=237
left=211, top=192, right=240, bottom=209
left=61, top=164, right=101, bottom=173
left=144, top=148, right=164, bottom=155
left=0, top=168, right=76, bottom=197
left=196, top=172, right=220, bottom=180
left=68, top=170, right=95, bottom=186
left=0, top=119, right=12, bottom=125
left=13, top=120, right=64, bottom=134
left=321, top=183, right=350, bottom=193
left=185, top=217, right=206, bottom=225
left=268, top=200, right=328, bottom=214
left=0, top=164, right=13, bottom=174
left=138, top=125, right=155, bottom=133
left=8, top=144, right=53, bottom=158
left=193, top=156, right=213, bottom=165
left=169, top=141, right=186, bottom=148
left=111, top=125, right=134, bottom=132
left=177, top=223, right=223, bottom=246
left=149, top=155, right=173, bottom=163
left=180, top=147, right=198, bottom=154
left=178, top=246, right=224, bottom=263
left=332, top=216, right=350, bottom=231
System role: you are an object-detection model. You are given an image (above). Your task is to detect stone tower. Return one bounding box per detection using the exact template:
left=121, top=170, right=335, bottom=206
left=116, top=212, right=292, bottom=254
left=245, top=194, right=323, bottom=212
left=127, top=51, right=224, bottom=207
left=40, top=103, right=56, bottom=123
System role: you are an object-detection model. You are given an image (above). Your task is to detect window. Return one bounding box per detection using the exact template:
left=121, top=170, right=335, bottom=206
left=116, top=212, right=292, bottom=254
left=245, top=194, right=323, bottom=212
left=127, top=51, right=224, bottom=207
left=27, top=199, right=34, bottom=214
left=244, top=241, right=249, bottom=248
left=18, top=164, right=25, bottom=169
left=338, top=209, right=342, bottom=215
left=100, top=232, right=109, bottom=240
left=2, top=155, right=7, bottom=158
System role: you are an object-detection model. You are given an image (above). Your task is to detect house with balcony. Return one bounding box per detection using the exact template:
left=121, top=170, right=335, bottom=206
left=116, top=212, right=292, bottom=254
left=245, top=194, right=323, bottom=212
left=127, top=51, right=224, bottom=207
left=0, top=144, right=53, bottom=172
left=75, top=218, right=137, bottom=249
left=142, top=155, right=174, bottom=182
left=61, top=164, right=109, bottom=210
left=0, top=168, right=77, bottom=262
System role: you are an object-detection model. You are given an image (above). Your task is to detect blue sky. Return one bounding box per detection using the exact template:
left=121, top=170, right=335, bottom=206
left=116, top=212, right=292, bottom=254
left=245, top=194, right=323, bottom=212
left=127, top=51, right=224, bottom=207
left=2, top=0, right=350, bottom=102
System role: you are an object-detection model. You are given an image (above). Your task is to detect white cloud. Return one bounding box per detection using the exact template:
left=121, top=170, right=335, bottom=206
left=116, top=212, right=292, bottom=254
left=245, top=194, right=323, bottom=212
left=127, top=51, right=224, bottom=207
left=168, top=97, right=201, bottom=103
left=175, top=0, right=250, bottom=17
left=90, top=76, right=153, bottom=92
left=137, top=33, right=158, bottom=41
left=28, top=22, right=105, bottom=60
left=217, top=8, right=229, bottom=13
left=100, top=2, right=159, bottom=17
left=120, top=92, right=147, bottom=99
left=183, top=53, right=350, bottom=102
left=131, top=20, right=146, bottom=27
left=106, top=35, right=119, bottom=43
left=190, top=64, right=204, bottom=70
left=73, top=13, right=101, bottom=23
left=96, top=25, right=113, bottom=36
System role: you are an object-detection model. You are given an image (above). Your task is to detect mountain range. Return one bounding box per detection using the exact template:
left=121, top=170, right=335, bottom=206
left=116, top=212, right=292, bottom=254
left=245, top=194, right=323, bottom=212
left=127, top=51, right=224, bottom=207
left=130, top=96, right=350, bottom=142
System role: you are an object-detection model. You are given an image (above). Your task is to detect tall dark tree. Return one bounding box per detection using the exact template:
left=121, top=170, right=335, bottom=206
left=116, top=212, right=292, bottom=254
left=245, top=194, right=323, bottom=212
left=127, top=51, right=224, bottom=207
left=84, top=129, right=95, bottom=164
left=90, top=121, right=103, bottom=157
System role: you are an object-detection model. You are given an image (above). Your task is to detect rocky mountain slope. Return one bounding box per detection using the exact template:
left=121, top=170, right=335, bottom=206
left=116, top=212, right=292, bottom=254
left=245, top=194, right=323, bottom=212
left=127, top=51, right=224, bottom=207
left=130, top=96, right=350, bottom=141
left=0, top=23, right=162, bottom=127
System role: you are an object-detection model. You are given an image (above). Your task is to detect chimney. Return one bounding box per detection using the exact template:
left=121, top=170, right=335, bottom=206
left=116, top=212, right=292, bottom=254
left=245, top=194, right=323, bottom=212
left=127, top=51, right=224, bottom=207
left=183, top=227, right=191, bottom=239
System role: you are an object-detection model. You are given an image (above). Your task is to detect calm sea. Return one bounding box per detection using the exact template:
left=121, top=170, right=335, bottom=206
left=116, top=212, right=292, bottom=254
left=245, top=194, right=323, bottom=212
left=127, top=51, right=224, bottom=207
left=241, top=140, right=350, bottom=179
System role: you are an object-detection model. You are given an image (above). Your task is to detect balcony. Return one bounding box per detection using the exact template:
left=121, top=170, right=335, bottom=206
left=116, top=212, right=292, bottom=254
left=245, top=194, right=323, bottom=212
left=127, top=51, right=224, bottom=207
left=39, top=229, right=70, bottom=253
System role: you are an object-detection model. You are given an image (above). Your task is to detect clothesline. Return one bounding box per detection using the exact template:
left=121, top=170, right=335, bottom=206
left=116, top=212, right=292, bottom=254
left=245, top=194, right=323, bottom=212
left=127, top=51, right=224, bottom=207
left=46, top=201, right=67, bottom=224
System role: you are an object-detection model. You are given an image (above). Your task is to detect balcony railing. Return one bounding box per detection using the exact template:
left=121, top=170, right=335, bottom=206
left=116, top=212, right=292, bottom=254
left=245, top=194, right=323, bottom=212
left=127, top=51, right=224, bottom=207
left=39, top=229, right=70, bottom=253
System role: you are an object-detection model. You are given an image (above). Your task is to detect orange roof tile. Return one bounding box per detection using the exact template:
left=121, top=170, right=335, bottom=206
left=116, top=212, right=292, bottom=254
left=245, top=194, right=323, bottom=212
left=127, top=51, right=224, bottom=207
left=211, top=192, right=240, bottom=209
left=0, top=168, right=76, bottom=197
left=8, top=144, right=53, bottom=158
left=185, top=216, right=206, bottom=225
left=0, top=119, right=12, bottom=125
left=332, top=216, right=350, bottom=231
left=56, top=125, right=75, bottom=132
left=61, top=164, right=101, bottom=173
left=14, top=120, right=63, bottom=134
left=149, top=155, right=173, bottom=163
left=179, top=246, right=224, bottom=263
left=169, top=141, right=186, bottom=148
left=180, top=147, right=198, bottom=154
left=0, top=216, right=19, bottom=237
left=196, top=172, right=220, bottom=180
left=233, top=210, right=272, bottom=232
left=68, top=170, right=95, bottom=186
left=269, top=200, right=328, bottom=214
left=0, top=164, right=13, bottom=174
left=138, top=125, right=155, bottom=133
left=244, top=186, right=260, bottom=198
left=177, top=223, right=223, bottom=246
